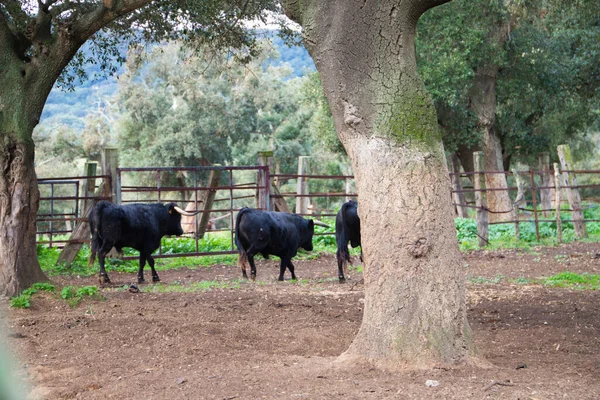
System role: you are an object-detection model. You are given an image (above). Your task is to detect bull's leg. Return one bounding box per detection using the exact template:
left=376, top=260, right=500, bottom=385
left=337, top=256, right=347, bottom=283
left=287, top=260, right=297, bottom=281
left=147, top=255, right=160, bottom=282
left=137, top=254, right=147, bottom=283
left=98, top=250, right=111, bottom=284
left=247, top=255, right=257, bottom=281
left=336, top=246, right=348, bottom=282
left=277, top=259, right=287, bottom=281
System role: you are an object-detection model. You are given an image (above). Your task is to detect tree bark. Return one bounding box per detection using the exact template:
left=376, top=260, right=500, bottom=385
left=0, top=1, right=157, bottom=296
left=0, top=59, right=49, bottom=296
left=284, top=0, right=476, bottom=369
left=468, top=66, right=512, bottom=221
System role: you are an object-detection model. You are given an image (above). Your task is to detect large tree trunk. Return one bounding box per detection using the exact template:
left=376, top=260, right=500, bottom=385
left=284, top=0, right=477, bottom=368
left=0, top=85, right=48, bottom=296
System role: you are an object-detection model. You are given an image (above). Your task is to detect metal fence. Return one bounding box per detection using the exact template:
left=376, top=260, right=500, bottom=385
left=36, top=175, right=111, bottom=247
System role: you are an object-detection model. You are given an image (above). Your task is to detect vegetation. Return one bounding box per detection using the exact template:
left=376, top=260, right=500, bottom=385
left=60, top=285, right=101, bottom=307
left=416, top=0, right=600, bottom=167
left=9, top=282, right=56, bottom=309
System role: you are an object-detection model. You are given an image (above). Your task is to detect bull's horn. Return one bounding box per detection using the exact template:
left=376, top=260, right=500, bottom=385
left=313, top=220, right=330, bottom=228
left=173, top=205, right=202, bottom=216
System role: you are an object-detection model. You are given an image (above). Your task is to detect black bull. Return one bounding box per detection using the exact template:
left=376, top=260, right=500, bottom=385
left=89, top=201, right=200, bottom=284
left=335, top=200, right=362, bottom=282
left=235, top=208, right=328, bottom=281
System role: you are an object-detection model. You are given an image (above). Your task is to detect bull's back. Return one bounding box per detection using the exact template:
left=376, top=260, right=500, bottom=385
left=236, top=209, right=303, bottom=258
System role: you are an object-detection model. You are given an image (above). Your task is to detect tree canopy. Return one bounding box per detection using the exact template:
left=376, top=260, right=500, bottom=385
left=416, top=0, right=600, bottom=166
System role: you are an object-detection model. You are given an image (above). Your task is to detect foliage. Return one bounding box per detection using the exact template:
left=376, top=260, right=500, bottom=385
left=416, top=0, right=600, bottom=165
left=60, top=285, right=100, bottom=307
left=454, top=204, right=600, bottom=251
left=9, top=282, right=56, bottom=309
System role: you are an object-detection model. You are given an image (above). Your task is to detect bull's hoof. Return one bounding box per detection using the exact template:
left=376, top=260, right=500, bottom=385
left=339, top=277, right=347, bottom=283
left=99, top=274, right=111, bottom=284
left=277, top=277, right=284, bottom=282
left=137, top=277, right=145, bottom=284
left=251, top=275, right=256, bottom=282
left=152, top=275, right=160, bottom=283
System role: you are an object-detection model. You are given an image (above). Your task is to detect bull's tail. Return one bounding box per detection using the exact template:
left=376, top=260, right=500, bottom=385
left=235, top=207, right=251, bottom=279
left=88, top=201, right=108, bottom=268
left=336, top=229, right=352, bottom=263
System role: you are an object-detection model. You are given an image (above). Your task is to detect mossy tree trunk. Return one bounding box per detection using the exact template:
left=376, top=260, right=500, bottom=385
left=0, top=48, right=50, bottom=296
left=0, top=3, right=153, bottom=296
left=284, top=0, right=477, bottom=368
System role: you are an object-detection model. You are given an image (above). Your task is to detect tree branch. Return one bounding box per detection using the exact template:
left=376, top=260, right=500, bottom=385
left=71, top=0, right=154, bottom=44
left=0, top=8, right=32, bottom=61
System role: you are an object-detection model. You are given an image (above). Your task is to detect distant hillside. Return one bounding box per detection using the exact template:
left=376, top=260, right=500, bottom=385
left=40, top=32, right=315, bottom=131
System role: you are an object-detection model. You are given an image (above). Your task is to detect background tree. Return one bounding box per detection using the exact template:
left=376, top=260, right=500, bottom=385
left=283, top=0, right=476, bottom=368
left=0, top=0, right=281, bottom=296
left=417, top=0, right=600, bottom=214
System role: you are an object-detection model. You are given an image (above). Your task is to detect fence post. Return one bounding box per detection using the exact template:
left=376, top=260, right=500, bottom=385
left=345, top=178, right=353, bottom=203
left=101, top=147, right=119, bottom=204
left=296, top=156, right=311, bottom=215
left=553, top=163, right=563, bottom=243
left=56, top=181, right=106, bottom=267
left=529, top=167, right=540, bottom=241
left=195, top=169, right=221, bottom=239
left=473, top=151, right=489, bottom=247
left=81, top=161, right=98, bottom=219
left=511, top=168, right=524, bottom=240
left=256, top=151, right=273, bottom=211
left=449, top=153, right=468, bottom=218
left=557, top=144, right=587, bottom=238
left=538, top=152, right=552, bottom=217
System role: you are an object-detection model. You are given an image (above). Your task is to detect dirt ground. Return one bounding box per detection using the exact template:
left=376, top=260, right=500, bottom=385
left=2, top=242, right=600, bottom=399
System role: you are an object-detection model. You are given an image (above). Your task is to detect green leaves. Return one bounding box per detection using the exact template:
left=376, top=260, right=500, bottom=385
left=9, top=282, right=56, bottom=309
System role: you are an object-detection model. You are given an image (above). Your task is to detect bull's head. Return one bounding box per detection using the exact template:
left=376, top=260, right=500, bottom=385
left=165, top=203, right=202, bottom=236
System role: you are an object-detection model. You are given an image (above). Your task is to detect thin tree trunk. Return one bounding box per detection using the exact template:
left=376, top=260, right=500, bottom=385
left=284, top=0, right=477, bottom=369
left=469, top=66, right=512, bottom=222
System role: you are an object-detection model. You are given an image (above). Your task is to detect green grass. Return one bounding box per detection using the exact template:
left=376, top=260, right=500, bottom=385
left=543, top=271, right=600, bottom=290
left=467, top=272, right=600, bottom=291
left=130, top=280, right=241, bottom=293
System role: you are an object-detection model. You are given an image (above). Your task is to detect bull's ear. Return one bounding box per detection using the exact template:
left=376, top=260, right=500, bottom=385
left=308, top=220, right=314, bottom=228
left=168, top=203, right=175, bottom=215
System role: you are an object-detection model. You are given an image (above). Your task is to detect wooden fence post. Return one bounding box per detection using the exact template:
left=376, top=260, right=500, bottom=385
left=557, top=144, right=587, bottom=238
left=529, top=167, right=541, bottom=241
left=296, top=156, right=311, bottom=215
left=473, top=151, right=489, bottom=247
left=56, top=181, right=106, bottom=267
left=101, top=147, right=119, bottom=204
left=553, top=163, right=563, bottom=243
left=256, top=151, right=272, bottom=211
left=538, top=152, right=552, bottom=217
left=181, top=169, right=222, bottom=239
left=81, top=161, right=98, bottom=221
left=449, top=153, right=468, bottom=218
left=511, top=168, right=525, bottom=240
left=101, top=147, right=120, bottom=259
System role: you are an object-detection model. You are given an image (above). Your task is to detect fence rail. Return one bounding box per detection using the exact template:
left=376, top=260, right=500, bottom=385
left=37, top=146, right=600, bottom=264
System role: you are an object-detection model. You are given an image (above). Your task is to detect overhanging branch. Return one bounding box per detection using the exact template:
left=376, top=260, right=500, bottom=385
left=71, top=0, right=154, bottom=43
